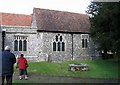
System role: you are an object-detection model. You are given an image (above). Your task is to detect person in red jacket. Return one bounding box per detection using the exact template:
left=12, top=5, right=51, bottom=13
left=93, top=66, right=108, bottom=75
left=17, top=54, right=28, bottom=80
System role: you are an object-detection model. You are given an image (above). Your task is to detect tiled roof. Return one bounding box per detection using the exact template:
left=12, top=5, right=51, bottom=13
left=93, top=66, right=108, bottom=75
left=34, top=8, right=90, bottom=33
left=0, top=13, right=32, bottom=26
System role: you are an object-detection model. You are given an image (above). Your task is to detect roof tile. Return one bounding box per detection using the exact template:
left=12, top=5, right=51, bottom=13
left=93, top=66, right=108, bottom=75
left=34, top=8, right=90, bottom=33
left=0, top=13, right=32, bottom=26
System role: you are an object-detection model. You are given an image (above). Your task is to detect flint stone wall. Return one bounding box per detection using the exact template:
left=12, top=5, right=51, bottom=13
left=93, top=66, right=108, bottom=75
left=1, top=26, right=98, bottom=62
left=37, top=32, right=97, bottom=62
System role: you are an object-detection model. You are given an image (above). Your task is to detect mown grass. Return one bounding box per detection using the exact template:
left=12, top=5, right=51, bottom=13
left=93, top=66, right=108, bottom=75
left=22, top=59, right=119, bottom=78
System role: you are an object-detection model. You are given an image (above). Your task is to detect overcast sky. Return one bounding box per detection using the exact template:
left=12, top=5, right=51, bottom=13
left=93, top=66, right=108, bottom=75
left=0, top=0, right=91, bottom=14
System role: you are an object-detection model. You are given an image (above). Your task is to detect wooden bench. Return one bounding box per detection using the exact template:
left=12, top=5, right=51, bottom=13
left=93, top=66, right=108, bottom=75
left=68, top=64, right=88, bottom=71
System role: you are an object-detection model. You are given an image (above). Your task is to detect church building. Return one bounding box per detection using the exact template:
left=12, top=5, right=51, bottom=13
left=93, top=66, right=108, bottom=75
left=0, top=8, right=98, bottom=62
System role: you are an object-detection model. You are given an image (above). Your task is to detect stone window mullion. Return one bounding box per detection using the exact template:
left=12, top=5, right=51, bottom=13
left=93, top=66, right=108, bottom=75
left=60, top=42, right=62, bottom=51
left=56, top=42, right=58, bottom=51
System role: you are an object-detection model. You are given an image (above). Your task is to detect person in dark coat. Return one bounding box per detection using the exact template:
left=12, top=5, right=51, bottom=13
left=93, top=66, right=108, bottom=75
left=0, top=46, right=16, bottom=85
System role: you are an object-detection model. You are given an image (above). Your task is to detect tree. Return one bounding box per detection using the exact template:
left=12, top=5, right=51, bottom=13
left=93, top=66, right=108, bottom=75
left=86, top=2, right=120, bottom=58
left=86, top=2, right=102, bottom=16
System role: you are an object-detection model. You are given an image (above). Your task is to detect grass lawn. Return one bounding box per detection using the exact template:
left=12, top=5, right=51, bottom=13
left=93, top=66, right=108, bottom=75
left=19, top=59, right=119, bottom=79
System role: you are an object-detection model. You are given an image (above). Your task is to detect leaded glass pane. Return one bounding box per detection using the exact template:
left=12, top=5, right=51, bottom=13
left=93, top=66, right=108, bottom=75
left=58, top=42, right=60, bottom=51
left=82, top=39, right=84, bottom=48
left=60, top=36, right=62, bottom=41
left=23, top=40, right=27, bottom=51
left=62, top=42, right=65, bottom=51
left=53, top=42, right=56, bottom=51
left=19, top=40, right=22, bottom=51
left=56, top=36, right=58, bottom=41
left=14, top=40, right=18, bottom=51
left=85, top=39, right=88, bottom=48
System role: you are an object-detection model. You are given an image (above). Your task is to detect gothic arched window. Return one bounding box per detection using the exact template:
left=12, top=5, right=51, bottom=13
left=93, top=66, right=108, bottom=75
left=53, top=34, right=65, bottom=51
left=14, top=36, right=28, bottom=51
left=81, top=34, right=89, bottom=48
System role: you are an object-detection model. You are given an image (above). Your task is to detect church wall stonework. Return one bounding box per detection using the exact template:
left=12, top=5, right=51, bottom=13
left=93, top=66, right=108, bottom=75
left=73, top=34, right=99, bottom=60
left=73, top=34, right=90, bottom=60
left=1, top=25, right=97, bottom=62
left=2, top=26, right=39, bottom=60
left=37, top=32, right=96, bottom=62
left=37, top=32, right=72, bottom=62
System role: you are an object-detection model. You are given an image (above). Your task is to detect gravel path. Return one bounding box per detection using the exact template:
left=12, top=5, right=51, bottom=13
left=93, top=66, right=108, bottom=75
left=13, top=72, right=119, bottom=84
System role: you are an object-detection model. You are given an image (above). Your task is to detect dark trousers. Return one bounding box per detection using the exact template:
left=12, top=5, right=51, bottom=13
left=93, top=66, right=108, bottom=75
left=1, top=75, right=12, bottom=85
left=19, top=69, right=28, bottom=76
